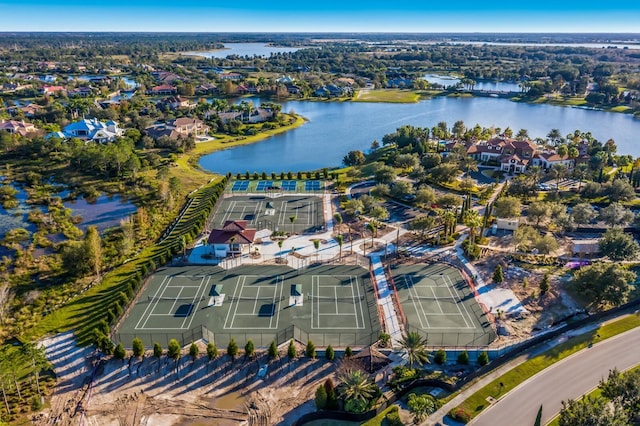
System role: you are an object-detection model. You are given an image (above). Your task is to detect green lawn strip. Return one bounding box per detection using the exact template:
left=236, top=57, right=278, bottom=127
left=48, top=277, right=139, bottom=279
left=545, top=364, right=640, bottom=426
left=452, top=313, right=640, bottom=421
left=361, top=405, right=398, bottom=426
left=23, top=178, right=227, bottom=345
left=354, top=89, right=420, bottom=103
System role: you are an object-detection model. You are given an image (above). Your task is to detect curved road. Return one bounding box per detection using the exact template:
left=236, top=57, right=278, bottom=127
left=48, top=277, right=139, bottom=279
left=471, top=326, right=640, bottom=426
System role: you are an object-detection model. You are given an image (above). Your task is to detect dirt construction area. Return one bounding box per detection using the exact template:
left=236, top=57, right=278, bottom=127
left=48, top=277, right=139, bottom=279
left=38, top=332, right=337, bottom=426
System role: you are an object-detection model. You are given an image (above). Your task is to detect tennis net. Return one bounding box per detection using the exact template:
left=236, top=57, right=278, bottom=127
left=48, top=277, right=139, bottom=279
left=227, top=296, right=285, bottom=302
left=148, top=295, right=204, bottom=303
left=307, top=294, right=365, bottom=303
left=407, top=295, right=458, bottom=302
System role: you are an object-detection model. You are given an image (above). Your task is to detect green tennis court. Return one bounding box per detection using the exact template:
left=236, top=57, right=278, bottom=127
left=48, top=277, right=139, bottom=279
left=115, top=264, right=381, bottom=349
left=210, top=194, right=325, bottom=233
left=389, top=263, right=496, bottom=347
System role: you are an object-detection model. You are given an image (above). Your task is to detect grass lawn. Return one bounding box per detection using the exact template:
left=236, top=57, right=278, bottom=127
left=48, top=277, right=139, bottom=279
left=608, top=105, right=632, bottom=113
left=452, top=313, right=640, bottom=421
left=361, top=405, right=399, bottom=426
left=354, top=89, right=421, bottom=103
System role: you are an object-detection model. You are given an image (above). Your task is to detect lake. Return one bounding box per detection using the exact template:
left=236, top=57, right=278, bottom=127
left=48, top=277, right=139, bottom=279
left=186, top=42, right=303, bottom=58
left=424, top=74, right=522, bottom=92
left=199, top=97, right=640, bottom=174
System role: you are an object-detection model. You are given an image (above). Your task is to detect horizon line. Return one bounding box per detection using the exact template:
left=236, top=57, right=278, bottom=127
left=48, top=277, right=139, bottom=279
left=1, top=31, right=640, bottom=35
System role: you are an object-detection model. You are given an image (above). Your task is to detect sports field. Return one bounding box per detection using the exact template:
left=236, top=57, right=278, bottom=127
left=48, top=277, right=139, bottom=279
left=115, top=264, right=381, bottom=349
left=389, top=263, right=496, bottom=347
left=210, top=194, right=325, bottom=234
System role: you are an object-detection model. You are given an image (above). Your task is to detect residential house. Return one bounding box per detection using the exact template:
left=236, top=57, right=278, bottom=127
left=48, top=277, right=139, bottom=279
left=571, top=238, right=601, bottom=257
left=243, top=107, right=274, bottom=123
left=285, top=84, right=301, bottom=94
left=386, top=77, right=414, bottom=88
left=315, top=84, right=345, bottom=97
left=219, top=72, right=243, bottom=81
left=145, top=117, right=209, bottom=140
left=148, top=84, right=177, bottom=95
left=47, top=118, right=124, bottom=143
left=196, top=83, right=218, bottom=94
left=151, top=71, right=182, bottom=84
left=236, top=84, right=259, bottom=94
left=155, top=96, right=192, bottom=111
left=0, top=120, right=39, bottom=137
left=207, top=220, right=256, bottom=257
left=17, top=104, right=44, bottom=118
left=531, top=151, right=575, bottom=170
left=39, top=85, right=66, bottom=95
left=69, top=86, right=94, bottom=97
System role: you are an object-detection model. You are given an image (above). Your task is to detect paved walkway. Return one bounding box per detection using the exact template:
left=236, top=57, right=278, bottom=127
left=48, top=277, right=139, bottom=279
left=370, top=253, right=403, bottom=345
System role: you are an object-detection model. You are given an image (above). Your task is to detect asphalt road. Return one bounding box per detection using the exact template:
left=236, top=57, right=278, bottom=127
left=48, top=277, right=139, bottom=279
left=471, top=326, right=640, bottom=426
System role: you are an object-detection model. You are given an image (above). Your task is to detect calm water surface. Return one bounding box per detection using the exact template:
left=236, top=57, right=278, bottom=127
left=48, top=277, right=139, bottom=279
left=187, top=43, right=302, bottom=58
left=424, top=74, right=521, bottom=92
left=200, top=97, right=640, bottom=174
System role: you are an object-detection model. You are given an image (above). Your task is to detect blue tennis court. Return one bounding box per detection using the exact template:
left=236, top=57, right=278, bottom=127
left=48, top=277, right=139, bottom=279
left=232, top=181, right=250, bottom=191
left=256, top=181, right=274, bottom=191
left=282, top=180, right=297, bottom=191
left=305, top=180, right=322, bottom=191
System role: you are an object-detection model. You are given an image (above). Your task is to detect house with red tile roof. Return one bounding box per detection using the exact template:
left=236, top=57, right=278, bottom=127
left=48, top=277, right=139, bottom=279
left=39, top=85, right=66, bottom=95
left=207, top=220, right=256, bottom=257
left=148, top=84, right=177, bottom=95
left=0, top=120, right=40, bottom=137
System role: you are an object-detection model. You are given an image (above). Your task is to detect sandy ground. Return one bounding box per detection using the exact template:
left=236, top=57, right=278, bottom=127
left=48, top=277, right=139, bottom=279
left=37, top=337, right=337, bottom=426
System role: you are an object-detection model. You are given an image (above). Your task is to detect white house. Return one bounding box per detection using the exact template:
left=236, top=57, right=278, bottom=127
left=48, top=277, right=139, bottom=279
left=207, top=220, right=256, bottom=258
left=48, top=118, right=124, bottom=143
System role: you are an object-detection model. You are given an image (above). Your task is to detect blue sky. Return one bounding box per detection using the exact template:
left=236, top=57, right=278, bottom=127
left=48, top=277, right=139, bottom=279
left=2, top=0, right=639, bottom=32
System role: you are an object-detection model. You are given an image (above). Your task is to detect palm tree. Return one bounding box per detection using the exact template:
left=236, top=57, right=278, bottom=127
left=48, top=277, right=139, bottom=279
left=573, top=163, right=589, bottom=192
left=313, top=239, right=320, bottom=262
left=336, top=234, right=344, bottom=260
left=333, top=212, right=343, bottom=234
left=366, top=222, right=376, bottom=247
left=463, top=210, right=483, bottom=248
left=289, top=215, right=296, bottom=234
left=398, top=331, right=430, bottom=369
left=229, top=236, right=236, bottom=259
left=338, top=370, right=378, bottom=405
left=459, top=155, right=478, bottom=177
left=440, top=210, right=457, bottom=239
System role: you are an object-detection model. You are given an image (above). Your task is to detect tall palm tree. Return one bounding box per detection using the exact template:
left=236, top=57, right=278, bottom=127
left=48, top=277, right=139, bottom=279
left=463, top=210, right=483, bottom=248
left=440, top=210, right=457, bottom=239
left=338, top=370, right=377, bottom=404
left=398, top=331, right=430, bottom=369
left=336, top=234, right=344, bottom=260
left=289, top=215, right=296, bottom=234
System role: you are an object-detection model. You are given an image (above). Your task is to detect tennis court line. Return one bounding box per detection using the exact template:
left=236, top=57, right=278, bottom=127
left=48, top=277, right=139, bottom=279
left=135, top=275, right=169, bottom=329
left=405, top=276, right=430, bottom=328
left=183, top=276, right=210, bottom=329
left=311, top=275, right=366, bottom=330
left=224, top=275, right=245, bottom=329
left=140, top=276, right=175, bottom=329
left=223, top=275, right=284, bottom=329
left=442, top=274, right=475, bottom=329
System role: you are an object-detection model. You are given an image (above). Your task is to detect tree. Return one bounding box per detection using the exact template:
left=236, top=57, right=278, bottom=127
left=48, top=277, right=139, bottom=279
left=559, top=395, right=628, bottom=426
left=607, top=179, right=636, bottom=202
left=410, top=215, right=436, bottom=239
left=343, top=199, right=364, bottom=217
left=600, top=368, right=640, bottom=416
left=268, top=340, right=278, bottom=360
left=343, top=150, right=366, bottom=166
left=344, top=346, right=353, bottom=358
left=493, top=265, right=504, bottom=284
left=398, top=331, right=430, bottom=369
left=599, top=203, right=635, bottom=227
left=84, top=225, right=102, bottom=277
left=227, top=338, right=239, bottom=359
left=407, top=393, right=437, bottom=424
left=189, top=342, right=199, bottom=359
left=336, top=234, right=344, bottom=259
left=0, top=282, right=12, bottom=327
left=527, top=202, right=550, bottom=228
left=114, top=343, right=126, bottom=360
left=374, top=165, right=397, bottom=184
left=463, top=210, right=483, bottom=248
left=153, top=342, right=163, bottom=358
left=478, top=351, right=489, bottom=366
left=434, top=349, right=446, bottom=365
left=535, top=234, right=559, bottom=254
left=326, top=345, right=335, bottom=361
left=437, top=194, right=463, bottom=209
left=306, top=340, right=316, bottom=358
left=599, top=228, right=640, bottom=261
left=324, top=378, right=338, bottom=409
left=333, top=212, right=343, bottom=231
left=457, top=351, right=469, bottom=365
left=315, top=384, right=328, bottom=409
left=390, top=180, right=414, bottom=198
left=289, top=215, right=296, bottom=234
left=244, top=339, right=255, bottom=359
left=207, top=342, right=218, bottom=360
left=493, top=196, right=522, bottom=218
left=21, top=342, right=49, bottom=402
left=572, top=203, right=597, bottom=224
left=415, top=186, right=436, bottom=206
left=573, top=263, right=636, bottom=308
left=132, top=338, right=144, bottom=358
left=168, top=339, right=181, bottom=361
left=287, top=339, right=296, bottom=359
left=338, top=369, right=378, bottom=407
left=370, top=183, right=390, bottom=198
left=514, top=225, right=539, bottom=251
left=540, top=274, right=550, bottom=294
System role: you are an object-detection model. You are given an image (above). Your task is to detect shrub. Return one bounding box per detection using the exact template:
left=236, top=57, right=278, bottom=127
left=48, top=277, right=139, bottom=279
left=168, top=339, right=181, bottom=360
left=344, top=398, right=368, bottom=414
left=324, top=378, right=338, bottom=410
left=344, top=346, right=353, bottom=358
left=305, top=340, right=316, bottom=358
left=30, top=395, right=43, bottom=411
left=449, top=407, right=472, bottom=423
left=434, top=349, right=447, bottom=365
left=457, top=351, right=469, bottom=365
left=268, top=340, right=278, bottom=359
left=325, top=344, right=334, bottom=361
left=315, top=384, right=327, bottom=409
left=114, top=343, right=126, bottom=360
left=227, top=338, right=239, bottom=359
left=132, top=338, right=144, bottom=358
left=207, top=342, right=218, bottom=360
left=153, top=342, right=163, bottom=358
left=245, top=339, right=255, bottom=359
left=287, top=339, right=296, bottom=359
left=478, top=351, right=489, bottom=366
left=189, top=342, right=199, bottom=358
left=385, top=407, right=402, bottom=426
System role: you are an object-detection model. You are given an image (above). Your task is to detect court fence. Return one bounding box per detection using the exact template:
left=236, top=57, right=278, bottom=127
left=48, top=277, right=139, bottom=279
left=404, top=323, right=498, bottom=348
left=113, top=324, right=380, bottom=350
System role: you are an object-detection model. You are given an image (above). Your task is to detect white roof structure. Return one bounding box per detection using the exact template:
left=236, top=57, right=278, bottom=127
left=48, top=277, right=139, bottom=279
left=47, top=118, right=123, bottom=143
